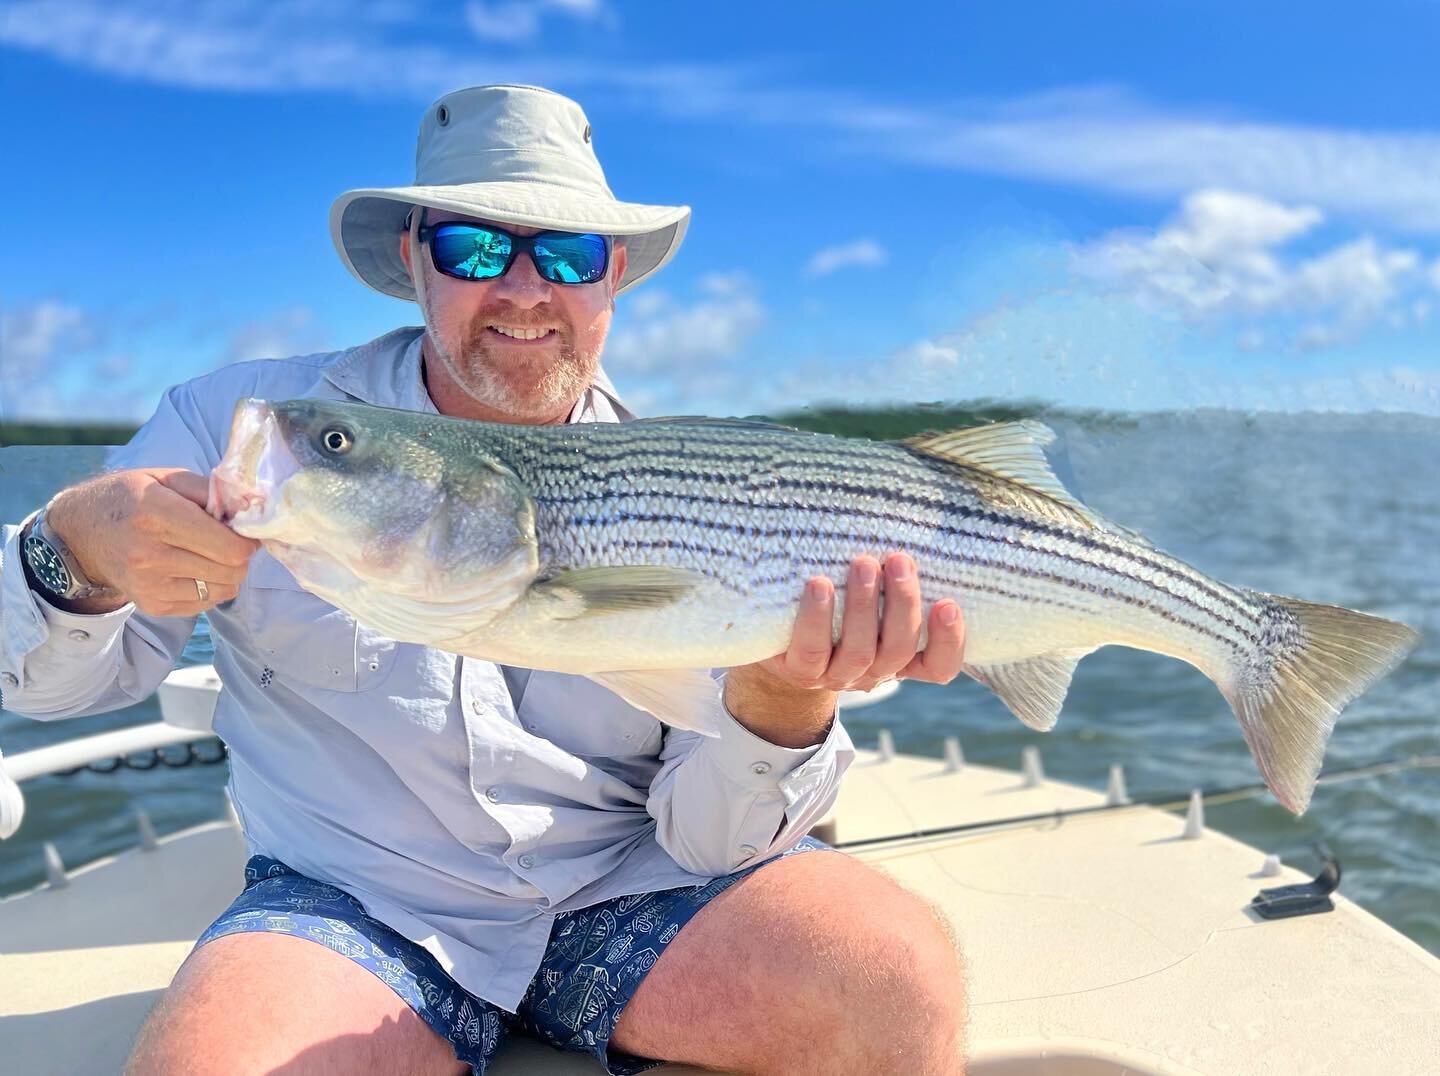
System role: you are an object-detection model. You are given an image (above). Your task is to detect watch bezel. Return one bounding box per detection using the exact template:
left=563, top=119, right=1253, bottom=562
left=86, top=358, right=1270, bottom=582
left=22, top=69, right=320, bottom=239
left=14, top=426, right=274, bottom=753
left=24, top=528, right=75, bottom=596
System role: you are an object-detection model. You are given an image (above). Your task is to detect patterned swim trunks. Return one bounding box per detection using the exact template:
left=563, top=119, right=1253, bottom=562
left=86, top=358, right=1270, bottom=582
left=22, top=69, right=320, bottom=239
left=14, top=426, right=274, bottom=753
left=194, top=837, right=827, bottom=1074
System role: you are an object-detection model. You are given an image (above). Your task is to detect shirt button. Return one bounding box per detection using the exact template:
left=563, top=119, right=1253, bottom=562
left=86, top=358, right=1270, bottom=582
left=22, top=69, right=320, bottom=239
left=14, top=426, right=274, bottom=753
left=750, top=761, right=772, bottom=776
left=471, top=699, right=483, bottom=714
left=485, top=787, right=501, bottom=803
left=739, top=844, right=758, bottom=857
left=518, top=853, right=536, bottom=869
left=1, top=672, right=17, bottom=688
left=67, top=628, right=90, bottom=642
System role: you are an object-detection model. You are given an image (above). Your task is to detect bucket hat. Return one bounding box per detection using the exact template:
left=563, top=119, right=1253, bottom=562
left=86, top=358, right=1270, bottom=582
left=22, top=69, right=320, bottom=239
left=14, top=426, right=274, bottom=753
left=330, top=84, right=690, bottom=302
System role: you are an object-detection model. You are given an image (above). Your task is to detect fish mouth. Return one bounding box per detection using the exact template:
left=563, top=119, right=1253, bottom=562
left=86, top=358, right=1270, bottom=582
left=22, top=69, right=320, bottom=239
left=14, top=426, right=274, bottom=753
left=208, top=399, right=299, bottom=534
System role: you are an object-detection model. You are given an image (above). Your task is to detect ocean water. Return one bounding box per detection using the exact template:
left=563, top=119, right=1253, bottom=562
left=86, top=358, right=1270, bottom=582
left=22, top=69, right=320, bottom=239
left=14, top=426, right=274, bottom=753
left=1, top=411, right=1437, bottom=953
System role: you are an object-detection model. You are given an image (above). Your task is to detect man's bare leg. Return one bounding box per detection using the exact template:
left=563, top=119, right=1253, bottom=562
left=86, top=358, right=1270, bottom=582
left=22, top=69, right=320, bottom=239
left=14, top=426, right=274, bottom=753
left=126, top=932, right=467, bottom=1076
left=612, top=849, right=967, bottom=1075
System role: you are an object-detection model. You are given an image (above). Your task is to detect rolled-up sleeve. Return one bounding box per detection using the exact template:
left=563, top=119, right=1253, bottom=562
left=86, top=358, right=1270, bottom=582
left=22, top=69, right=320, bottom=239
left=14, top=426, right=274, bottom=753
left=646, top=682, right=855, bottom=876
left=0, top=381, right=216, bottom=720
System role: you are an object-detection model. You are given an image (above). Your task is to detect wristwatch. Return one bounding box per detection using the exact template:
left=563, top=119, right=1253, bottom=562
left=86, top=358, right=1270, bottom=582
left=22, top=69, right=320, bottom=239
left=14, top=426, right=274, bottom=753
left=21, top=506, right=120, bottom=602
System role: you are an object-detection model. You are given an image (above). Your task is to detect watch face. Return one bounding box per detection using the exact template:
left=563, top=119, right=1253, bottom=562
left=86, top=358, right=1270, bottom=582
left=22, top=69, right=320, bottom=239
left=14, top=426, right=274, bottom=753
left=24, top=533, right=72, bottom=595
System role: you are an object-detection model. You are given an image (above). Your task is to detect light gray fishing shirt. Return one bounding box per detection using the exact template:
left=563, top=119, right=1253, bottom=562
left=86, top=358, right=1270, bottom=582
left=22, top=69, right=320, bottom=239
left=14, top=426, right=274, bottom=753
left=0, top=326, right=854, bottom=1011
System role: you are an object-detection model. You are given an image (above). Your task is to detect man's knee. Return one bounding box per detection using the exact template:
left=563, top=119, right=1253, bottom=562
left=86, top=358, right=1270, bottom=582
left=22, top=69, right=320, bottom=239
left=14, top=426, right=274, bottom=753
left=126, top=932, right=466, bottom=1076
left=739, top=852, right=967, bottom=1068
left=834, top=869, right=967, bottom=1065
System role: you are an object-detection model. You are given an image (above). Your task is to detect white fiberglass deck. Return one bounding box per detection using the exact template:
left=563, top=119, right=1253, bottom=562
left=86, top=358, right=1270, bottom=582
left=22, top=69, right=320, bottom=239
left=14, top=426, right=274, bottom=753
left=3, top=741, right=1439, bottom=1074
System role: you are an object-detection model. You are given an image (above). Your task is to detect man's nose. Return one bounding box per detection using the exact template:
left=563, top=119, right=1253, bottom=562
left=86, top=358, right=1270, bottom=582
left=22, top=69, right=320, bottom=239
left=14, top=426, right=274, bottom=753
left=489, top=250, right=552, bottom=307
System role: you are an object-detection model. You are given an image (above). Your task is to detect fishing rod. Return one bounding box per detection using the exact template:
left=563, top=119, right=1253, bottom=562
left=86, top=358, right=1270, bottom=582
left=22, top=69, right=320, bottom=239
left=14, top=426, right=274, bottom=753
left=831, top=753, right=1440, bottom=851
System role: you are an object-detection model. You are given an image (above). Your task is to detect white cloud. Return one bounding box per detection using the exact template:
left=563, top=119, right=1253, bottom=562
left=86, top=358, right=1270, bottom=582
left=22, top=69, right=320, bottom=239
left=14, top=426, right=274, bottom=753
left=0, top=298, right=332, bottom=421
left=221, top=306, right=328, bottom=367
left=464, top=0, right=609, bottom=44
left=1071, top=189, right=1425, bottom=352
left=10, top=8, right=1440, bottom=235
left=876, top=86, right=1440, bottom=235
left=0, top=1, right=699, bottom=102
left=0, top=299, right=157, bottom=421
left=1430, top=258, right=1440, bottom=293
left=804, top=238, right=888, bottom=278
left=891, top=339, right=961, bottom=370
left=0, top=300, right=102, bottom=387
left=606, top=273, right=763, bottom=377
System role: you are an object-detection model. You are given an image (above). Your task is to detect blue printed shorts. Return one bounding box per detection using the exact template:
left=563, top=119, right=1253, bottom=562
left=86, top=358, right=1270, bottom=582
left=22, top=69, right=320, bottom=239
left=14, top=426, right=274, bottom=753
left=194, top=838, right=827, bottom=1074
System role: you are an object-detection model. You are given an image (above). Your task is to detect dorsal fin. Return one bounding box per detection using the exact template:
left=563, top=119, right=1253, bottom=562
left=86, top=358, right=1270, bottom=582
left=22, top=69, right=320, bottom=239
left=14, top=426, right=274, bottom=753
left=901, top=420, right=1101, bottom=530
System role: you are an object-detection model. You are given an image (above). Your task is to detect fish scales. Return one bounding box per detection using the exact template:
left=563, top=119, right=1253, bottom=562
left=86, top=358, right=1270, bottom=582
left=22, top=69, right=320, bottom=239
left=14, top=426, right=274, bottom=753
left=490, top=422, right=1266, bottom=662
left=515, top=430, right=1263, bottom=638
left=212, top=399, right=1420, bottom=814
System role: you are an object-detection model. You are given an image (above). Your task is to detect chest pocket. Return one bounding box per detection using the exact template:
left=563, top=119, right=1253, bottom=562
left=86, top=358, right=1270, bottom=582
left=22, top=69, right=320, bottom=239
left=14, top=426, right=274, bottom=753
left=518, top=671, right=664, bottom=759
left=238, top=552, right=399, bottom=693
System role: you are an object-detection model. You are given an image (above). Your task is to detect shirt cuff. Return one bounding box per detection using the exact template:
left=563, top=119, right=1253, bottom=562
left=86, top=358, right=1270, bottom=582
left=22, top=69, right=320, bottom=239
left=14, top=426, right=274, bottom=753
left=698, top=684, right=847, bottom=798
left=2, top=511, right=135, bottom=661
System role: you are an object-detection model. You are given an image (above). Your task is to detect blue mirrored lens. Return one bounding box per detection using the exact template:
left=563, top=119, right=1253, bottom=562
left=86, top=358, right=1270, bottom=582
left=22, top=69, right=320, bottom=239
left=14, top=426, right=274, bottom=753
left=432, top=225, right=511, bottom=279
left=532, top=233, right=608, bottom=284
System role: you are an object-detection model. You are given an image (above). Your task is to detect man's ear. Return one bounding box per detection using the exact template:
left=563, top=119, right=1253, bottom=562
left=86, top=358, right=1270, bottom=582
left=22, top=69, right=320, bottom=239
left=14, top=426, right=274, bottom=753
left=398, top=227, right=413, bottom=281
left=610, top=238, right=628, bottom=303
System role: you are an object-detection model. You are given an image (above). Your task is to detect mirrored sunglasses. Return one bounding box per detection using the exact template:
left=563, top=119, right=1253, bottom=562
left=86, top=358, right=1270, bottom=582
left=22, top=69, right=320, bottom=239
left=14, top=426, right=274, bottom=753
left=418, top=220, right=610, bottom=285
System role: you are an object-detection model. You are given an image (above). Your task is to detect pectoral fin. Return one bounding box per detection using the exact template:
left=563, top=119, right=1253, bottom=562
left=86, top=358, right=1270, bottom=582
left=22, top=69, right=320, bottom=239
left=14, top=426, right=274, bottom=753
left=587, top=668, right=724, bottom=737
left=529, top=566, right=704, bottom=620
left=965, top=649, right=1095, bottom=731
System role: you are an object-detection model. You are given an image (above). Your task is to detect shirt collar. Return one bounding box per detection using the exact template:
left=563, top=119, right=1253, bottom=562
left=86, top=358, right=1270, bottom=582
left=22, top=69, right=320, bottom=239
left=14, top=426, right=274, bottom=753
left=322, top=325, right=635, bottom=424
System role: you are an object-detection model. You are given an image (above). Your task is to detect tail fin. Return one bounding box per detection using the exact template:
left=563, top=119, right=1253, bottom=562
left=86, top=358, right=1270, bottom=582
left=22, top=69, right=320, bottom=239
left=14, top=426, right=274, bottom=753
left=1224, top=592, right=1419, bottom=814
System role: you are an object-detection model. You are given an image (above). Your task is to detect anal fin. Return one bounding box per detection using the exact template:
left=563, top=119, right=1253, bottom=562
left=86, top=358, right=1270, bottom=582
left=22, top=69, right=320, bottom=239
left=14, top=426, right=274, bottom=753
left=964, top=649, right=1094, bottom=731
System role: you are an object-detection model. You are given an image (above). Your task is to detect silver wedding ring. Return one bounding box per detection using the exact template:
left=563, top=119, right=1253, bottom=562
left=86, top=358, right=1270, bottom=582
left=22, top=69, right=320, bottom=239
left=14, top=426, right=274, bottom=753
left=194, top=578, right=210, bottom=602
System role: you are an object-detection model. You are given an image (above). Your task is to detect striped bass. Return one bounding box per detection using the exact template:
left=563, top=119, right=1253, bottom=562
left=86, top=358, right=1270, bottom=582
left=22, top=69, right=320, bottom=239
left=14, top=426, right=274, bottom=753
left=210, top=397, right=1420, bottom=814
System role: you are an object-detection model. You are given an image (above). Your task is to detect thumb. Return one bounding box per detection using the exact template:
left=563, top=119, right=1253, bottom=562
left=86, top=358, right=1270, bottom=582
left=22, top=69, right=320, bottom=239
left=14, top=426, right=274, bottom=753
left=155, top=469, right=211, bottom=509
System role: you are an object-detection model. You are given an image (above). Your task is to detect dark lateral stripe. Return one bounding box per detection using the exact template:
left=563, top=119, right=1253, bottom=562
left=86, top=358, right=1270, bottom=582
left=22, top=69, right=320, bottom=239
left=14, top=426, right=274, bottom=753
left=548, top=540, right=1110, bottom=625
left=537, top=483, right=1257, bottom=632
left=544, top=507, right=1255, bottom=647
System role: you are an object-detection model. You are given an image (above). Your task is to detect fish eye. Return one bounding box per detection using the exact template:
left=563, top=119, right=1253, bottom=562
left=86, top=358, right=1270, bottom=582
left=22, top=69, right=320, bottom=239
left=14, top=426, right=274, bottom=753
left=319, top=425, right=354, bottom=455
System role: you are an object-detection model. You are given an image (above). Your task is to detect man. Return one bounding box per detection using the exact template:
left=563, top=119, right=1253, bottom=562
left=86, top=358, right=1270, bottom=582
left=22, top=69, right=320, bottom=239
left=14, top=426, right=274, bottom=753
left=0, top=85, right=966, bottom=1074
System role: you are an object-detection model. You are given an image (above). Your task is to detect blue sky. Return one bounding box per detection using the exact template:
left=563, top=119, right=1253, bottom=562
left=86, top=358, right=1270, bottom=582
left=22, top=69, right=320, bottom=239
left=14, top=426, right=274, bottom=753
left=3, top=0, right=1440, bottom=422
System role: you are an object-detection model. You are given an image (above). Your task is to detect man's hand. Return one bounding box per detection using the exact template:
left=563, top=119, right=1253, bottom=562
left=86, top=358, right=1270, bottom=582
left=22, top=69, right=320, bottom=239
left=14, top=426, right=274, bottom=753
left=724, top=552, right=966, bottom=749
left=39, top=468, right=261, bottom=617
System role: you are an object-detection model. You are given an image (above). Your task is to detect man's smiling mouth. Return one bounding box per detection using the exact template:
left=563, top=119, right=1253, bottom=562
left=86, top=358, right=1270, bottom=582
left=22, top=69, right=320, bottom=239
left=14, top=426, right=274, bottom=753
left=488, top=325, right=557, bottom=341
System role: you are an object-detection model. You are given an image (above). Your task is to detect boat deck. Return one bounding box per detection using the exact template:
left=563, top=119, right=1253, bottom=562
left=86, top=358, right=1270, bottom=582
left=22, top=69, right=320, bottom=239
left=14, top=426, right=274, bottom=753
left=3, top=746, right=1439, bottom=1074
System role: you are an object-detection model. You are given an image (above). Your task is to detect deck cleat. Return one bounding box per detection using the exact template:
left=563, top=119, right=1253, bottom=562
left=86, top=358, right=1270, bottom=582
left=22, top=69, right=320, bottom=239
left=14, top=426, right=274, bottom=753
left=1021, top=745, right=1045, bottom=787
left=134, top=808, right=159, bottom=851
left=1182, top=789, right=1205, bottom=839
left=43, top=841, right=69, bottom=890
left=942, top=736, right=965, bottom=773
left=1106, top=763, right=1130, bottom=806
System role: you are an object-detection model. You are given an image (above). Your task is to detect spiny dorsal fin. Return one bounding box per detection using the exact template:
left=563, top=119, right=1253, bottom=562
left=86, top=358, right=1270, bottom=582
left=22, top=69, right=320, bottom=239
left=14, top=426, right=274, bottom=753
left=529, top=565, right=704, bottom=620
left=902, top=420, right=1101, bottom=530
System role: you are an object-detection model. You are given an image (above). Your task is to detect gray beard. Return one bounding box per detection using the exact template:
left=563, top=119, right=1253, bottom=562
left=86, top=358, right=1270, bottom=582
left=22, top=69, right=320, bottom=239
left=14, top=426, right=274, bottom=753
left=421, top=298, right=594, bottom=422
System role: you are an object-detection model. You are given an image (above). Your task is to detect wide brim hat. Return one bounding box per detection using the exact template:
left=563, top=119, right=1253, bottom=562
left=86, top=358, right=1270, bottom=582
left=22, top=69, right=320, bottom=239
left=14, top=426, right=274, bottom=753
left=331, top=84, right=690, bottom=301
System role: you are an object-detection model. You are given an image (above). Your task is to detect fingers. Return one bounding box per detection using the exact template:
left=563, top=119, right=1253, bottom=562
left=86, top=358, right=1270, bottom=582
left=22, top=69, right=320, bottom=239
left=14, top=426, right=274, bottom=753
left=897, top=600, right=967, bottom=684
left=777, top=577, right=838, bottom=687
left=767, top=551, right=967, bottom=693
left=142, top=480, right=260, bottom=566
left=822, top=557, right=881, bottom=687
left=130, top=576, right=242, bottom=618
left=869, top=552, right=923, bottom=680
left=157, top=469, right=210, bottom=508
